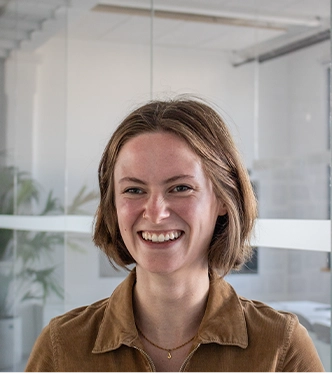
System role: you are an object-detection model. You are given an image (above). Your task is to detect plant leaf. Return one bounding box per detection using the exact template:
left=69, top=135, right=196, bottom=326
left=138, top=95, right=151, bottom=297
left=66, top=185, right=99, bottom=215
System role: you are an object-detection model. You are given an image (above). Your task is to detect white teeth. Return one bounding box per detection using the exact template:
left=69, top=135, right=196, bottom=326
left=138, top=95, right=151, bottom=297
left=141, top=231, right=182, bottom=243
left=152, top=234, right=158, bottom=242
left=142, top=232, right=153, bottom=241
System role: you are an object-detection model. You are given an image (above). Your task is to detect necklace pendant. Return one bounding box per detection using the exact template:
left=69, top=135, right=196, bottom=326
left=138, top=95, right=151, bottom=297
left=167, top=352, right=172, bottom=359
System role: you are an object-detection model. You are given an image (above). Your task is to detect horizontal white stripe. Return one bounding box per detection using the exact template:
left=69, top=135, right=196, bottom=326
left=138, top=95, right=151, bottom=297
left=0, top=215, right=330, bottom=252
left=251, top=219, right=330, bottom=252
left=0, top=215, right=93, bottom=233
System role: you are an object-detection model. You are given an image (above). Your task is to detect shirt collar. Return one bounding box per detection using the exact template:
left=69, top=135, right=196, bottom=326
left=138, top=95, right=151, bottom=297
left=92, top=269, right=139, bottom=353
left=197, top=272, right=248, bottom=348
left=93, top=268, right=248, bottom=353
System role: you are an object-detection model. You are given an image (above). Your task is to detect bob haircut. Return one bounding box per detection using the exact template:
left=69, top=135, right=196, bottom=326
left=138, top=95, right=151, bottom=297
left=93, top=96, right=257, bottom=276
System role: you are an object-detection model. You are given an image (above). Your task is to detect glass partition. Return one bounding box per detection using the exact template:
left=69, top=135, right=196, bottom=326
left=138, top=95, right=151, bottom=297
left=255, top=41, right=330, bottom=221
left=64, top=0, right=154, bottom=311
left=0, top=0, right=67, bottom=370
left=150, top=0, right=331, bottom=370
left=0, top=0, right=330, bottom=371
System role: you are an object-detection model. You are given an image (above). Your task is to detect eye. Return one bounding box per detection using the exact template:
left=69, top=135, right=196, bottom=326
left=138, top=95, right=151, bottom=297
left=124, top=187, right=144, bottom=194
left=172, top=185, right=192, bottom=193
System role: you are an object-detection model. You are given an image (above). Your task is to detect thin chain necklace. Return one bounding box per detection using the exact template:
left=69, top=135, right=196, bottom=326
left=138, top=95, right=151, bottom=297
left=136, top=325, right=196, bottom=359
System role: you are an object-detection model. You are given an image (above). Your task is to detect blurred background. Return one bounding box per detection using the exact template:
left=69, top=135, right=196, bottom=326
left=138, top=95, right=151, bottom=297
left=0, top=0, right=331, bottom=370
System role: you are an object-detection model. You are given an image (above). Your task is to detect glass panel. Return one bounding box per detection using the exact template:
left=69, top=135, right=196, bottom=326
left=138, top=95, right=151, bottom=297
left=247, top=2, right=330, bottom=370
left=65, top=1, right=153, bottom=307
left=255, top=46, right=330, bottom=220
left=150, top=0, right=331, bottom=371
left=0, top=0, right=67, bottom=370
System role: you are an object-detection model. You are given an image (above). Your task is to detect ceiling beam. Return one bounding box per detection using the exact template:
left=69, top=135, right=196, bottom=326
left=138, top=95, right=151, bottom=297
left=93, top=4, right=302, bottom=31
left=232, top=24, right=330, bottom=66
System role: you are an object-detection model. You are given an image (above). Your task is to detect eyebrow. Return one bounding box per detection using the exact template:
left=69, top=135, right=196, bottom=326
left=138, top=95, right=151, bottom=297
left=118, top=175, right=195, bottom=185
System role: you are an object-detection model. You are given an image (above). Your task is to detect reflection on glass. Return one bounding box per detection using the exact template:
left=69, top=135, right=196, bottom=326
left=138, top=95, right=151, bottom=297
left=0, top=0, right=68, bottom=369
left=65, top=1, right=153, bottom=220
left=0, top=229, right=64, bottom=371
left=255, top=162, right=330, bottom=219
left=255, top=39, right=330, bottom=220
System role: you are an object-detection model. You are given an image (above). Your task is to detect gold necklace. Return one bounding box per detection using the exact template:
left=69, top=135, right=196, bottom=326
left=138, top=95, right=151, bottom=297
left=136, top=325, right=196, bottom=359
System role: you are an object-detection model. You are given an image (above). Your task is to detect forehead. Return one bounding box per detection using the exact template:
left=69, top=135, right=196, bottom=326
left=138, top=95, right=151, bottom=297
left=114, top=132, right=203, bottom=178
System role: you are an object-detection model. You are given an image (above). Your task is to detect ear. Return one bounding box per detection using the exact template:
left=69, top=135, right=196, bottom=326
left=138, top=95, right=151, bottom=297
left=218, top=201, right=227, bottom=216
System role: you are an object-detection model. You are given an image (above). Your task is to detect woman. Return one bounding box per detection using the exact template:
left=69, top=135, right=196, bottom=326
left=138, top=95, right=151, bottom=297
left=26, top=96, right=324, bottom=372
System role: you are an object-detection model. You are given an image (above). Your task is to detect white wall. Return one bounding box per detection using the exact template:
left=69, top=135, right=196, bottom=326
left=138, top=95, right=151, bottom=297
left=152, top=45, right=256, bottom=169
left=0, top=59, right=6, bottom=155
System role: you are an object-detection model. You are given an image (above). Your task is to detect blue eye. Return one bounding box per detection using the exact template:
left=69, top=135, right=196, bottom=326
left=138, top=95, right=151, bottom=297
left=173, top=185, right=191, bottom=192
left=124, top=188, right=143, bottom=194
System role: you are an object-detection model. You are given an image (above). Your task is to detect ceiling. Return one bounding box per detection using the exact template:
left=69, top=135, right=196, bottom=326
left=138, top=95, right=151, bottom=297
left=0, top=0, right=330, bottom=65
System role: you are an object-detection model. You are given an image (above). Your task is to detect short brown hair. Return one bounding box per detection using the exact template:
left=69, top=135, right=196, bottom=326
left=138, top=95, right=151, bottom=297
left=93, top=96, right=257, bottom=276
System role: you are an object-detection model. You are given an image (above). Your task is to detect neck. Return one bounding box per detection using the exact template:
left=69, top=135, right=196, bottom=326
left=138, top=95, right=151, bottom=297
left=133, top=266, right=209, bottom=347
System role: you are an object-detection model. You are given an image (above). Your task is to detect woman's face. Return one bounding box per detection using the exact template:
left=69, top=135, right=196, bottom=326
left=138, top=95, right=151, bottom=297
left=114, top=131, right=226, bottom=276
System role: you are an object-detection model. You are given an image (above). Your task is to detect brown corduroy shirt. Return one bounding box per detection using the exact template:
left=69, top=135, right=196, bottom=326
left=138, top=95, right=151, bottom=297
left=25, top=269, right=324, bottom=372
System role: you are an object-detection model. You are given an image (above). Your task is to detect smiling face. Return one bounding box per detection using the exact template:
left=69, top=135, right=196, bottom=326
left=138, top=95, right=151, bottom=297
left=114, top=131, right=226, bottom=276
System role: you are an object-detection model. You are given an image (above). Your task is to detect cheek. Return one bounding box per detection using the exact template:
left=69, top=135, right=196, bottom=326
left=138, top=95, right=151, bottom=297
left=171, top=199, right=194, bottom=218
left=116, top=199, right=142, bottom=228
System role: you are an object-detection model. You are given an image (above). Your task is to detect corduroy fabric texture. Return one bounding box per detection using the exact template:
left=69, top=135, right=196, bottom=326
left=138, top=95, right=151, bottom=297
left=25, top=268, right=324, bottom=372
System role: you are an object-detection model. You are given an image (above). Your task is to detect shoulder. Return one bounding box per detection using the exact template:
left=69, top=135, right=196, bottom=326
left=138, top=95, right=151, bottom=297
left=236, top=295, right=324, bottom=371
left=51, top=298, right=110, bottom=353
left=46, top=297, right=113, bottom=355
left=213, top=276, right=298, bottom=331
left=239, top=295, right=298, bottom=327
left=50, top=298, right=109, bottom=331
left=25, top=297, right=111, bottom=372
left=238, top=296, right=302, bottom=348
left=208, top=276, right=301, bottom=349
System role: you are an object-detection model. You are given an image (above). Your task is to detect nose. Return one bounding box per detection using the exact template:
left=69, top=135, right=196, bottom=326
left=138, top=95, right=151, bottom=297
left=143, top=193, right=170, bottom=223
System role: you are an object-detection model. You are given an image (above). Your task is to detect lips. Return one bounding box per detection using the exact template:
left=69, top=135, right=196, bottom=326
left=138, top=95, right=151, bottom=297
left=140, top=230, right=183, bottom=243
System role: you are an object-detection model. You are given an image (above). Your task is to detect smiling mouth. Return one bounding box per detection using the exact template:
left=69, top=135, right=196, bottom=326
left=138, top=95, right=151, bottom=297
left=140, top=230, right=183, bottom=243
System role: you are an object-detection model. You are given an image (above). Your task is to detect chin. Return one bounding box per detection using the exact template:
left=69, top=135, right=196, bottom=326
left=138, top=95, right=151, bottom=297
left=137, top=260, right=183, bottom=276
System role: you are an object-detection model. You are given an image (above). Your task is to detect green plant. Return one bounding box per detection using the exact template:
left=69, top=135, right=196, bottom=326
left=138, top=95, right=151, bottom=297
left=0, top=163, right=99, bottom=318
left=0, top=267, right=13, bottom=317
left=0, top=165, right=41, bottom=261
left=67, top=185, right=99, bottom=215
left=0, top=163, right=64, bottom=317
